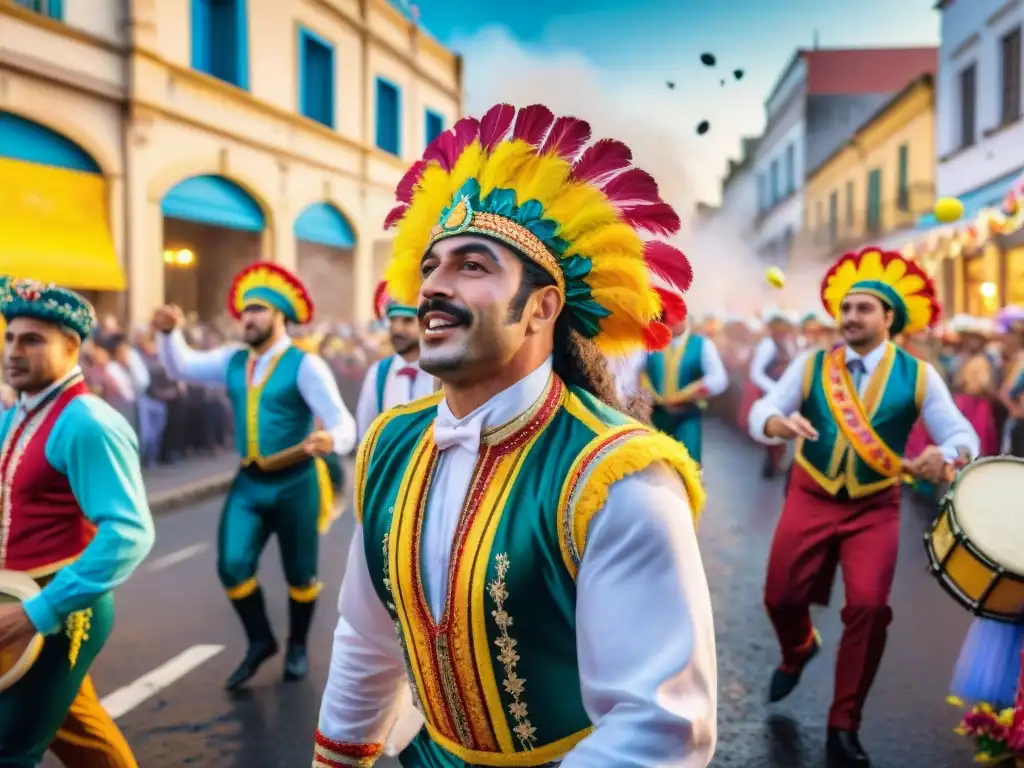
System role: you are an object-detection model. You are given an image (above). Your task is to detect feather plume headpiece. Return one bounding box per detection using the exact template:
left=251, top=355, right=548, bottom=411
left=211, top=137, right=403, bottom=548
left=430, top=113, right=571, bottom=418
left=374, top=280, right=416, bottom=321
left=382, top=103, right=694, bottom=353
left=229, top=262, right=313, bottom=324
left=821, top=248, right=939, bottom=335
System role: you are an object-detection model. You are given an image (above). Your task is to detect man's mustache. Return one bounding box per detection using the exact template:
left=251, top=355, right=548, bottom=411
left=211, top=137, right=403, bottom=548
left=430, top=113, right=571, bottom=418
left=417, top=298, right=473, bottom=326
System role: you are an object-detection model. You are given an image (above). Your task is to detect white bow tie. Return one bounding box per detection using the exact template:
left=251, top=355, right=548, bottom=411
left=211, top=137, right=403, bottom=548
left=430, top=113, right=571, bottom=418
left=433, top=413, right=485, bottom=454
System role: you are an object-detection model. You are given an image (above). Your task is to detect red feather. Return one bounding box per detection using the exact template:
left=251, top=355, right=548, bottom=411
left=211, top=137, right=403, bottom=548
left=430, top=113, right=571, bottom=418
left=654, top=287, right=688, bottom=325
left=644, top=241, right=693, bottom=291
left=539, top=116, right=592, bottom=162
left=642, top=321, right=673, bottom=351
left=373, top=281, right=389, bottom=321
left=570, top=139, right=632, bottom=183
left=228, top=262, right=314, bottom=323
left=395, top=160, right=426, bottom=203
left=479, top=104, right=516, bottom=152
left=619, top=202, right=681, bottom=236
left=601, top=168, right=660, bottom=205
left=423, top=117, right=480, bottom=170
left=383, top=204, right=408, bottom=230
left=511, top=105, right=555, bottom=147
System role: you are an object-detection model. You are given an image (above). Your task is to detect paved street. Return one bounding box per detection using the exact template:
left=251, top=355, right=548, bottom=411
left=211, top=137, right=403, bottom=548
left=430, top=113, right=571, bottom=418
left=47, top=421, right=976, bottom=767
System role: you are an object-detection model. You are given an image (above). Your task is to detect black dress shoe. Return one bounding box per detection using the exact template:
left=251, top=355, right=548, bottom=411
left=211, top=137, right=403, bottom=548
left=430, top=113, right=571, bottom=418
left=768, top=632, right=821, bottom=702
left=826, top=728, right=870, bottom=766
left=283, top=644, right=308, bottom=681
left=225, top=638, right=279, bottom=691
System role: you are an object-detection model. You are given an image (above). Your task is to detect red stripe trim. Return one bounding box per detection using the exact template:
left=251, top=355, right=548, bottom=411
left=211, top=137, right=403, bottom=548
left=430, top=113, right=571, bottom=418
left=313, top=731, right=382, bottom=758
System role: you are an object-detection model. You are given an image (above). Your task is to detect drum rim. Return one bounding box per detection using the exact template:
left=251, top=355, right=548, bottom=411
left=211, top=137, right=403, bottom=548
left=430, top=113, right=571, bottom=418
left=0, top=571, right=45, bottom=691
left=945, top=455, right=1024, bottom=576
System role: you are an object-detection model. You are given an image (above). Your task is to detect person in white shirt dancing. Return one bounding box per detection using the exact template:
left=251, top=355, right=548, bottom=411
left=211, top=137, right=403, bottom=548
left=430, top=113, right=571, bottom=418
left=740, top=308, right=795, bottom=478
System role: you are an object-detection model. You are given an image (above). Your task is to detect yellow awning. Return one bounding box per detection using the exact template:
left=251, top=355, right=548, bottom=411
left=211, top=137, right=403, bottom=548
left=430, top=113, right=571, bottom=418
left=0, top=157, right=125, bottom=291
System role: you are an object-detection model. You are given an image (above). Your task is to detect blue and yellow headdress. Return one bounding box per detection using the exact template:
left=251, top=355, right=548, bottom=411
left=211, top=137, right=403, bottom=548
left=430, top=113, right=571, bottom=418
left=228, top=262, right=313, bottom=324
left=0, top=277, right=96, bottom=340
left=381, top=103, right=694, bottom=353
left=821, top=247, right=939, bottom=335
left=373, top=280, right=416, bottom=321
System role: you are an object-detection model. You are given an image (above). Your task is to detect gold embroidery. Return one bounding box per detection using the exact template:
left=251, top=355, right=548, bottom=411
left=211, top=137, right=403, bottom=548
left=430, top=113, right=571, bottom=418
left=65, top=608, right=92, bottom=669
left=383, top=528, right=422, bottom=712
left=488, top=552, right=537, bottom=749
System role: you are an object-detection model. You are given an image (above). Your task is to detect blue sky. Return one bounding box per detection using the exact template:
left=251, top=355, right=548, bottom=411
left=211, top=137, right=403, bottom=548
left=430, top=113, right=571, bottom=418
left=414, top=0, right=941, bottom=204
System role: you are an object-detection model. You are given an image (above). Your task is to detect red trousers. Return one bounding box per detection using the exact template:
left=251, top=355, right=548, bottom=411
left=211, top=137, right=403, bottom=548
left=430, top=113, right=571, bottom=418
left=764, top=464, right=901, bottom=731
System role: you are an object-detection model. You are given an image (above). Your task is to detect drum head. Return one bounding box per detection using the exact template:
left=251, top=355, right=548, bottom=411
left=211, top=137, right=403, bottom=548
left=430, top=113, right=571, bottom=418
left=954, top=457, right=1024, bottom=576
left=0, top=571, right=43, bottom=692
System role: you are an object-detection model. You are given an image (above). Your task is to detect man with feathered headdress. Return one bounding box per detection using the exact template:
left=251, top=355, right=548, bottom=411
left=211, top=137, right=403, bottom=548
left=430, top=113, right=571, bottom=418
left=152, top=262, right=356, bottom=691
left=747, top=248, right=978, bottom=765
left=314, top=104, right=717, bottom=767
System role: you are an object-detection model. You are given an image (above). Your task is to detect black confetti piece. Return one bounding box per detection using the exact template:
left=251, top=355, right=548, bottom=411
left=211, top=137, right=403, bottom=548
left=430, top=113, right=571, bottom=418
left=720, top=79, right=725, bottom=86
left=666, top=81, right=676, bottom=89
left=734, top=69, right=744, bottom=80
left=696, top=121, right=710, bottom=135
left=700, top=52, right=716, bottom=66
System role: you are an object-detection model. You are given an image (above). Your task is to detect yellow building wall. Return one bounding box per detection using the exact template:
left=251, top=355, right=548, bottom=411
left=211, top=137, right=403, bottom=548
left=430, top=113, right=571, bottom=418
left=0, top=0, right=461, bottom=325
left=804, top=82, right=935, bottom=261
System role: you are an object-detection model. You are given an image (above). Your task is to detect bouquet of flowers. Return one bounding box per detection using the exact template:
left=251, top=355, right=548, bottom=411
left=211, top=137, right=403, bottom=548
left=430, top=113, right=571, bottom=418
left=950, top=697, right=1024, bottom=764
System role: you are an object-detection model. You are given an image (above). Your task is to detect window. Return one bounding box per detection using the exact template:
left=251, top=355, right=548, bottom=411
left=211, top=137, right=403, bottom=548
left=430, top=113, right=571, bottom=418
left=959, top=64, right=977, bottom=148
left=425, top=110, right=444, bottom=146
left=897, top=143, right=909, bottom=210
left=785, top=144, right=795, bottom=194
left=867, top=168, right=882, bottom=233
left=845, top=180, right=854, bottom=227
left=770, top=159, right=779, bottom=204
left=298, top=28, right=335, bottom=128
left=191, top=0, right=249, bottom=90
left=375, top=78, right=401, bottom=155
left=816, top=200, right=824, bottom=230
left=1001, top=27, right=1022, bottom=126
left=828, top=190, right=838, bottom=245
left=14, top=0, right=61, bottom=17
left=757, top=173, right=767, bottom=211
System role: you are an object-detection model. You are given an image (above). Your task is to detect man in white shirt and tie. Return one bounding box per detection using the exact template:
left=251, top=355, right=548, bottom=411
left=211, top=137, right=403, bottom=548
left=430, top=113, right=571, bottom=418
left=747, top=247, right=978, bottom=767
left=313, top=103, right=716, bottom=767
left=355, top=282, right=438, bottom=442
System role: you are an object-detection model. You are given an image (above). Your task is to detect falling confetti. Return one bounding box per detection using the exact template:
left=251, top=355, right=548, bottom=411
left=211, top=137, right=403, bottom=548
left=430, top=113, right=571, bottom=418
left=700, top=52, right=716, bottom=67
left=720, top=79, right=725, bottom=86
left=696, top=121, right=710, bottom=135
left=734, top=69, right=744, bottom=80
left=666, top=81, right=676, bottom=89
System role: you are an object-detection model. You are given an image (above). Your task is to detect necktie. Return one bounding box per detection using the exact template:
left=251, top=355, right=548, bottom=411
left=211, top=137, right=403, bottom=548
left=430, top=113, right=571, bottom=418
left=847, top=358, right=866, bottom=392
left=433, top=412, right=485, bottom=454
left=397, top=366, right=418, bottom=400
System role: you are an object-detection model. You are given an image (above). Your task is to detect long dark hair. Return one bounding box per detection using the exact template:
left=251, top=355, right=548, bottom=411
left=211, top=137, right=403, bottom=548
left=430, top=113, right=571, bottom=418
left=511, top=259, right=649, bottom=421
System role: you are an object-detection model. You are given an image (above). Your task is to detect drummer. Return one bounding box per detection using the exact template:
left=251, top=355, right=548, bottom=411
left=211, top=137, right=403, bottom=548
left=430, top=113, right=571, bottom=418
left=0, top=279, right=154, bottom=766
left=747, top=247, right=978, bottom=767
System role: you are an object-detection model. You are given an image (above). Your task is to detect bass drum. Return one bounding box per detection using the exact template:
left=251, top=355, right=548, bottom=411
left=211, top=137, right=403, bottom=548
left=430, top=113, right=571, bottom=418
left=0, top=570, right=44, bottom=691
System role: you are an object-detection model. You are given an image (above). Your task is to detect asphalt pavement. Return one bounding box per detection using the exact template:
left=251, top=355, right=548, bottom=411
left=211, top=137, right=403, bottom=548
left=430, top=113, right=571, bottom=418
left=43, top=421, right=976, bottom=767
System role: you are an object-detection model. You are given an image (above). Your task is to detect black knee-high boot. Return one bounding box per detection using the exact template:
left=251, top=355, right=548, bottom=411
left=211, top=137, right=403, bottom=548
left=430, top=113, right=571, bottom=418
left=225, top=586, right=278, bottom=691
left=284, top=597, right=317, bottom=681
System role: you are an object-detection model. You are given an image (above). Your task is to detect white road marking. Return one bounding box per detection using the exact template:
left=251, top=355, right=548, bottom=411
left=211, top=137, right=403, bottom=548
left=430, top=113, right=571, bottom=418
left=145, top=543, right=209, bottom=572
left=101, top=644, right=225, bottom=720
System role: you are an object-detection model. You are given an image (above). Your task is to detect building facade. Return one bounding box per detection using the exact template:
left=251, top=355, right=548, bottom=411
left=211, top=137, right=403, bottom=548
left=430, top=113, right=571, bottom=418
left=803, top=75, right=936, bottom=266
left=916, top=0, right=1024, bottom=316
left=0, top=0, right=462, bottom=325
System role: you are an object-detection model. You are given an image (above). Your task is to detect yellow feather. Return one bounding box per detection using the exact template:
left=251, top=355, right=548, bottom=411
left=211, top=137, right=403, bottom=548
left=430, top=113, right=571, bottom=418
left=584, top=259, right=649, bottom=294
left=508, top=154, right=573, bottom=210
left=446, top=141, right=485, bottom=201
left=478, top=141, right=535, bottom=197
left=548, top=188, right=619, bottom=240
left=563, top=223, right=644, bottom=260
left=591, top=286, right=660, bottom=325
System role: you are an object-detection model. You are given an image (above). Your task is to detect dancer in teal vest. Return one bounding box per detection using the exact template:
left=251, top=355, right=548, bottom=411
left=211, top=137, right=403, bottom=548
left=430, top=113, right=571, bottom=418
left=154, top=262, right=356, bottom=691
left=0, top=278, right=153, bottom=768
left=641, top=318, right=728, bottom=464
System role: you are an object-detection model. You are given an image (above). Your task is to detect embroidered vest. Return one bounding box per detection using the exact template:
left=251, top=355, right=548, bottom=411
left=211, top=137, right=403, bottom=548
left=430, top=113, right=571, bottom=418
left=225, top=345, right=313, bottom=461
left=796, top=344, right=924, bottom=498
left=0, top=378, right=95, bottom=576
left=645, top=333, right=705, bottom=407
left=355, top=376, right=704, bottom=767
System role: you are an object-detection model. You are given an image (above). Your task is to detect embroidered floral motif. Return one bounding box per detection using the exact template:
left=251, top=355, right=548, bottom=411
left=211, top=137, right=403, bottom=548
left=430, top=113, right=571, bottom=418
left=488, top=552, right=537, bottom=749
left=65, top=608, right=92, bottom=669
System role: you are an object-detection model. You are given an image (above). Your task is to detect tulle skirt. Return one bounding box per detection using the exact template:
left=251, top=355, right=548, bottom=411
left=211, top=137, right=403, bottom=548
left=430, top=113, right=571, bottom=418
left=950, top=617, right=1024, bottom=708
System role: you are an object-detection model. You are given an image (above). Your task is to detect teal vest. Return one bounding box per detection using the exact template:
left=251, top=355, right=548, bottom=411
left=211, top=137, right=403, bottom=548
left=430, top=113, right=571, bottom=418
left=355, top=376, right=703, bottom=766
left=226, top=345, right=313, bottom=461
left=797, top=343, right=924, bottom=497
left=375, top=356, right=395, bottom=413
left=645, top=333, right=705, bottom=400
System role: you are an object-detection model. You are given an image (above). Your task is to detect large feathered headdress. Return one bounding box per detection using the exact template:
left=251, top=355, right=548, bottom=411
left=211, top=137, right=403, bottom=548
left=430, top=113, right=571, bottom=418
left=229, top=262, right=313, bottom=324
left=382, top=103, right=694, bottom=353
left=821, top=247, right=939, bottom=335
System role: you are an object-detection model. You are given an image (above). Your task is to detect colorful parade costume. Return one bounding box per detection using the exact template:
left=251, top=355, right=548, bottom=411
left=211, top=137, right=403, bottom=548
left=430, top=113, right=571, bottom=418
left=156, top=262, right=356, bottom=689
left=355, top=283, right=439, bottom=442
left=740, top=308, right=794, bottom=478
left=315, top=103, right=717, bottom=767
left=0, top=279, right=154, bottom=767
left=949, top=314, right=1001, bottom=456
left=748, top=248, right=979, bottom=757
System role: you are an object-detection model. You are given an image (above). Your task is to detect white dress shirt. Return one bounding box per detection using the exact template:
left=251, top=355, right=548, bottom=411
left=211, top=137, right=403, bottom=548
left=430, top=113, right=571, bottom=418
left=354, top=355, right=438, bottom=443
left=319, top=358, right=717, bottom=766
left=748, top=336, right=793, bottom=393
left=747, top=341, right=980, bottom=461
left=156, top=329, right=356, bottom=456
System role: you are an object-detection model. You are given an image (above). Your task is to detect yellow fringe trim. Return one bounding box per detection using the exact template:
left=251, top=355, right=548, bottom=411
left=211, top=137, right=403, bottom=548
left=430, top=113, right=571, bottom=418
left=65, top=608, right=92, bottom=670
left=289, top=582, right=322, bottom=603
left=226, top=577, right=259, bottom=600
left=314, top=457, right=336, bottom=535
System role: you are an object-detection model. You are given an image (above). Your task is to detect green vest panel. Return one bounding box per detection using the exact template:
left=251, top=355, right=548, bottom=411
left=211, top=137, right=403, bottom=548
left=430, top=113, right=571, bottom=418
left=645, top=333, right=705, bottom=398
left=226, top=345, right=313, bottom=460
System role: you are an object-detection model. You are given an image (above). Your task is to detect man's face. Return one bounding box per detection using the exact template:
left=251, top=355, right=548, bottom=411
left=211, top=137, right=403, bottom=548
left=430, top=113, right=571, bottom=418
left=768, top=320, right=791, bottom=340
left=240, top=304, right=277, bottom=347
left=388, top=315, right=418, bottom=356
left=3, top=317, right=77, bottom=394
left=839, top=293, right=891, bottom=346
left=416, top=235, right=533, bottom=382
left=802, top=321, right=822, bottom=346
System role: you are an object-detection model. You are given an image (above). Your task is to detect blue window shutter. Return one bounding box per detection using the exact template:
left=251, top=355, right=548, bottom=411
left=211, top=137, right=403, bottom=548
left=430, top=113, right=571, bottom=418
left=375, top=79, right=401, bottom=155
left=425, top=110, right=444, bottom=146
left=299, top=30, right=334, bottom=128
left=209, top=0, right=236, bottom=84
left=191, top=0, right=212, bottom=74
left=234, top=0, right=249, bottom=91
left=46, top=0, right=63, bottom=18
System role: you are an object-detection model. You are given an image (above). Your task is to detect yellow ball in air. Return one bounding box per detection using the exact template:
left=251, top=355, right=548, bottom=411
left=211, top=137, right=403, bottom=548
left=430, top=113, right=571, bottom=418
left=765, top=266, right=785, bottom=288
left=934, top=197, right=965, bottom=223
